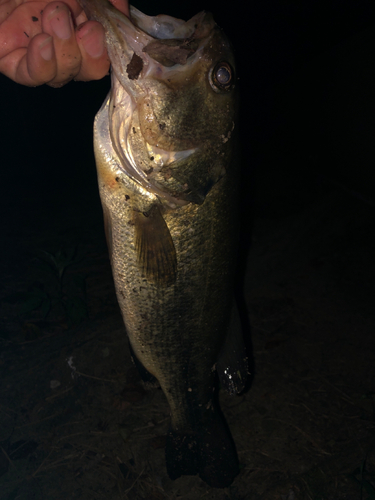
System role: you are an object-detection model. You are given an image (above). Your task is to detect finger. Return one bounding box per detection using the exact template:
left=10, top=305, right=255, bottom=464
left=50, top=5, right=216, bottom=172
left=109, top=0, right=129, bottom=17
left=27, top=32, right=58, bottom=84
left=0, top=2, right=45, bottom=61
left=74, top=20, right=109, bottom=81
left=41, top=1, right=82, bottom=87
left=0, top=33, right=58, bottom=86
left=73, top=0, right=128, bottom=81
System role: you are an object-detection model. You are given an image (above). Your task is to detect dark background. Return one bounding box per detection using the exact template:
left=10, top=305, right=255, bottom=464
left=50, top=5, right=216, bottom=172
left=1, top=0, right=374, bottom=205
left=2, top=0, right=375, bottom=361
left=1, top=2, right=375, bottom=498
left=2, top=0, right=375, bottom=291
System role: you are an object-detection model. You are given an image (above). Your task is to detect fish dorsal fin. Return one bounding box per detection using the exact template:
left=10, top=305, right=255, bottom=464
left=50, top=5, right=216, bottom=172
left=134, top=205, right=177, bottom=287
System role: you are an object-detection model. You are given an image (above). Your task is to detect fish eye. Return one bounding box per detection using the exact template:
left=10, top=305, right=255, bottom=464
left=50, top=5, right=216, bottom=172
left=209, top=62, right=234, bottom=92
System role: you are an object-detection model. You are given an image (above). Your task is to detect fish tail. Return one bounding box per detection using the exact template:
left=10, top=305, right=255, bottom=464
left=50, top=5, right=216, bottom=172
left=165, top=405, right=239, bottom=488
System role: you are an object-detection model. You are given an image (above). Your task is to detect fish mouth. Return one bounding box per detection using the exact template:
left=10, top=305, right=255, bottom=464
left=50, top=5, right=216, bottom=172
left=79, top=0, right=217, bottom=205
left=126, top=6, right=214, bottom=73
left=79, top=1, right=215, bottom=85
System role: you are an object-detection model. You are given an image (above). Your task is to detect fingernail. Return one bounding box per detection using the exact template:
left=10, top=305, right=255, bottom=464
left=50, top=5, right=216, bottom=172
left=49, top=6, right=72, bottom=40
left=81, top=27, right=105, bottom=58
left=40, top=36, right=53, bottom=61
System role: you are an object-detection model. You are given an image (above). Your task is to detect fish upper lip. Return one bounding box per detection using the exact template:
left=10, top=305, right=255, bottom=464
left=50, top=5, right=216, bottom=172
left=78, top=0, right=214, bottom=78
left=78, top=0, right=152, bottom=79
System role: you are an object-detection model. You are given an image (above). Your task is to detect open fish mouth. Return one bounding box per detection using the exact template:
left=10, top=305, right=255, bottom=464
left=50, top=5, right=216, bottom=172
left=122, top=7, right=215, bottom=74
left=80, top=2, right=216, bottom=81
left=79, top=0, right=225, bottom=205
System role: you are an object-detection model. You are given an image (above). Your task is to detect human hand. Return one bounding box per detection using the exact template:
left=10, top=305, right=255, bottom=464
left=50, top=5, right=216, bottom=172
left=0, top=0, right=129, bottom=87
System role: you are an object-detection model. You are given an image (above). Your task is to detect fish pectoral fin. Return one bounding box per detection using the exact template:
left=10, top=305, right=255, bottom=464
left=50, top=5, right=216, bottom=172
left=134, top=205, right=177, bottom=287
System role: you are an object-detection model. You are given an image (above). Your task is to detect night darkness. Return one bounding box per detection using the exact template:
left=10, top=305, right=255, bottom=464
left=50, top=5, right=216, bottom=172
left=1, top=0, right=375, bottom=215
left=1, top=0, right=375, bottom=498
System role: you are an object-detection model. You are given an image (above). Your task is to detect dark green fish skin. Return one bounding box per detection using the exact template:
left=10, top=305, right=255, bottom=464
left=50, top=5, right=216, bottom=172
left=78, top=0, right=247, bottom=487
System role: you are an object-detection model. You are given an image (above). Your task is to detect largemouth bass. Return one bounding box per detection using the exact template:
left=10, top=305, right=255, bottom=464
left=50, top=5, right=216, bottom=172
left=79, top=0, right=248, bottom=488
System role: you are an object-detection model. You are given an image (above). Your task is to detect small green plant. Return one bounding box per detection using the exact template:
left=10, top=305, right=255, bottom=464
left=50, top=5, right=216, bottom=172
left=4, top=246, right=88, bottom=330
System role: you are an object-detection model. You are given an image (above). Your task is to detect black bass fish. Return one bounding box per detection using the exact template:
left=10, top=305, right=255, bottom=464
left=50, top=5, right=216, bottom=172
left=78, top=0, right=248, bottom=487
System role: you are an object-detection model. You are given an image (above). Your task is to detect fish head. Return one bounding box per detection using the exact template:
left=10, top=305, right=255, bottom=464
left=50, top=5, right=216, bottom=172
left=80, top=0, right=238, bottom=205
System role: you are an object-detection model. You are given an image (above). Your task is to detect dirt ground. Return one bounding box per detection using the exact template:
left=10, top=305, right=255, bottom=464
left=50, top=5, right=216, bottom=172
left=1, top=16, right=375, bottom=500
